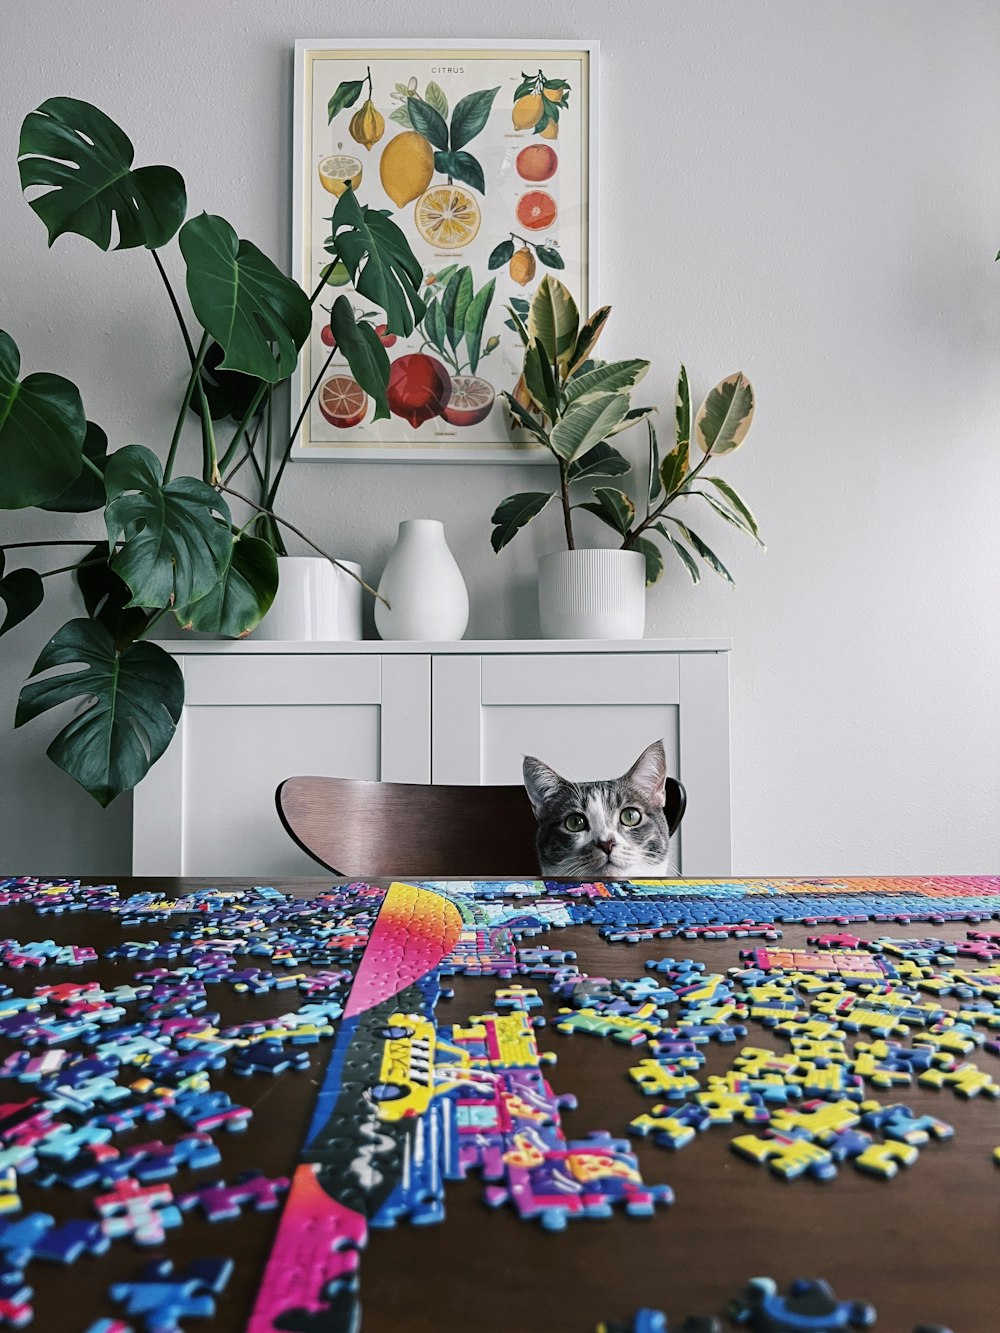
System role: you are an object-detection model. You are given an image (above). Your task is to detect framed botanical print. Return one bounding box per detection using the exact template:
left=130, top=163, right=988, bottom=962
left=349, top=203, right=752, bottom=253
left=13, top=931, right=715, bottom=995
left=292, top=38, right=598, bottom=462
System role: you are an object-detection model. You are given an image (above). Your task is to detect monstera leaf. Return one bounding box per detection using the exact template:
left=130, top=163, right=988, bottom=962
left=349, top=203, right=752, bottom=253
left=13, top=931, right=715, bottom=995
left=104, top=444, right=233, bottom=610
left=190, top=341, right=267, bottom=423
left=180, top=213, right=312, bottom=383
left=0, top=549, right=44, bottom=638
left=328, top=189, right=425, bottom=337
left=39, top=422, right=108, bottom=513
left=15, top=618, right=184, bottom=806
left=0, top=330, right=87, bottom=509
left=18, top=97, right=186, bottom=250
left=174, top=533, right=278, bottom=637
left=75, top=542, right=149, bottom=647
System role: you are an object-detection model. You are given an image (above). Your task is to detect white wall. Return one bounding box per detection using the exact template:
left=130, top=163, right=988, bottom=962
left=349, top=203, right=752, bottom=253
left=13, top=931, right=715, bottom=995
left=2, top=1, right=999, bottom=877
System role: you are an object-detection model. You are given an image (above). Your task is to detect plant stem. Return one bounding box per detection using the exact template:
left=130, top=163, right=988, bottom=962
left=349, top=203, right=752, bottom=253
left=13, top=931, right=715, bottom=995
left=622, top=452, right=712, bottom=549
left=152, top=250, right=196, bottom=363
left=218, top=484, right=388, bottom=607
left=39, top=557, right=106, bottom=579
left=151, top=249, right=219, bottom=483
left=558, top=459, right=575, bottom=550
left=265, top=345, right=338, bottom=510
left=2, top=540, right=106, bottom=550
left=217, top=381, right=269, bottom=476
left=164, top=332, right=210, bottom=482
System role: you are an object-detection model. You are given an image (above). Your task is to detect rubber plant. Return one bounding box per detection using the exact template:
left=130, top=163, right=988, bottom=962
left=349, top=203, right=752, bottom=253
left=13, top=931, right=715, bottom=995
left=0, top=97, right=425, bottom=806
left=490, top=276, right=762, bottom=587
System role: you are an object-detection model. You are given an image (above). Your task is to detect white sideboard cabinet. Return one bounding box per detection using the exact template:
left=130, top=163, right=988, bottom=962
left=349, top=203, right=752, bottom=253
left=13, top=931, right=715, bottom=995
left=134, top=639, right=732, bottom=878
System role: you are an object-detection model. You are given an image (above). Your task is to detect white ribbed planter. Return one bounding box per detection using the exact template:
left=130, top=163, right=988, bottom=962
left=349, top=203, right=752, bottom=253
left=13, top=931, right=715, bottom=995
left=538, top=549, right=646, bottom=640
left=253, top=556, right=362, bottom=641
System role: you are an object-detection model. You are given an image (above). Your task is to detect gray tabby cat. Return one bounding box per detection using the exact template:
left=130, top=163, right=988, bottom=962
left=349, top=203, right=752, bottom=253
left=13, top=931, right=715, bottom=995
left=523, top=740, right=675, bottom=879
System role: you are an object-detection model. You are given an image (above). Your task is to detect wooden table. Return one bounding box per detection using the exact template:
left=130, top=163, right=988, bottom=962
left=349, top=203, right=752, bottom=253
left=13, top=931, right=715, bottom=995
left=3, top=877, right=997, bottom=1332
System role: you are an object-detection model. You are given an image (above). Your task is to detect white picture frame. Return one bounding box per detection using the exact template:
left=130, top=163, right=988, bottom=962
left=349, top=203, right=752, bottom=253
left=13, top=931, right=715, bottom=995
left=291, top=38, right=599, bottom=463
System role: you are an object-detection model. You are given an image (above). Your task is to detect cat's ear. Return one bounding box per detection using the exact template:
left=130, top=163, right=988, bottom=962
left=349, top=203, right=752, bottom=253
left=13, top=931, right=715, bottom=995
left=625, top=740, right=667, bottom=807
left=523, top=755, right=568, bottom=818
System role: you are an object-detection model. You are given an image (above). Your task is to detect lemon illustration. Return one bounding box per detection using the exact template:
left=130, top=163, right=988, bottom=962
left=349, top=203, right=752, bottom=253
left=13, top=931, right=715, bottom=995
left=509, top=246, right=536, bottom=286
left=350, top=98, right=385, bottom=152
left=540, top=119, right=558, bottom=141
left=319, top=154, right=363, bottom=196
left=512, top=93, right=543, bottom=130
left=413, top=185, right=482, bottom=250
left=379, top=131, right=435, bottom=208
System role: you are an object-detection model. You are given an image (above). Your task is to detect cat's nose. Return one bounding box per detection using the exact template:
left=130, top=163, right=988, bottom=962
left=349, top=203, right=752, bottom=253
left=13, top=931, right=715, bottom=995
left=597, top=837, right=616, bottom=855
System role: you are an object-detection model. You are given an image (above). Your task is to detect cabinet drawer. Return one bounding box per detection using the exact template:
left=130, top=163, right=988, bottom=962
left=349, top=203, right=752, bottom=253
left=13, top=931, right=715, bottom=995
left=482, top=653, right=680, bottom=705
left=182, top=654, right=381, bottom=706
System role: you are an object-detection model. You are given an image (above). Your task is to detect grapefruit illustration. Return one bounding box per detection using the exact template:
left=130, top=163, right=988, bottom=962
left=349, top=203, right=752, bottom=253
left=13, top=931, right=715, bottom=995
left=442, top=376, right=496, bottom=427
left=387, top=355, right=452, bottom=428
left=318, top=375, right=368, bottom=428
left=516, top=190, right=558, bottom=231
left=516, top=144, right=558, bottom=182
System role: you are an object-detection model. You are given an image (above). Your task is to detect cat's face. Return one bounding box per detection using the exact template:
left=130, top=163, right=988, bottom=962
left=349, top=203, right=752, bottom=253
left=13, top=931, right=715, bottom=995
left=523, top=740, right=673, bottom=880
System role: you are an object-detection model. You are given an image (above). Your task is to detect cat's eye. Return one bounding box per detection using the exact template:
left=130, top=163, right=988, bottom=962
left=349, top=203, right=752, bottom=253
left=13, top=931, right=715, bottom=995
left=564, top=813, right=587, bottom=833
left=620, top=807, right=642, bottom=827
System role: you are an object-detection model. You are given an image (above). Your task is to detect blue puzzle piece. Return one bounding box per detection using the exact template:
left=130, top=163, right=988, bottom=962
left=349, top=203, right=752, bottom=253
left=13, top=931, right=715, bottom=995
left=728, top=1276, right=877, bottom=1331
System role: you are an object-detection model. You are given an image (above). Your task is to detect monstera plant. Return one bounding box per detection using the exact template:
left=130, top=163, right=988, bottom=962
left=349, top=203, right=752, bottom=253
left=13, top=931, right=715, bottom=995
left=0, top=98, right=425, bottom=805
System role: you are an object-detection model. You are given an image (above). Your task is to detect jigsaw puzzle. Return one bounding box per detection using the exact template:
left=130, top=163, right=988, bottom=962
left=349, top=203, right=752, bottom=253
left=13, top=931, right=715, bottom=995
left=0, top=873, right=995, bottom=1329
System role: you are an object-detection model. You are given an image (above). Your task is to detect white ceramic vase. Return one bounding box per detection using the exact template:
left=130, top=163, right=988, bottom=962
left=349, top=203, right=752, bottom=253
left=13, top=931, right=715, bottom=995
left=538, top=549, right=646, bottom=640
left=375, top=519, right=469, bottom=642
left=253, top=555, right=362, bottom=641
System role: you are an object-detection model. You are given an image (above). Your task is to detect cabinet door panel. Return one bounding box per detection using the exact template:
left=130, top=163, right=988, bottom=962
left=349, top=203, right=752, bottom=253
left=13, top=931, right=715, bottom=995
left=482, top=654, right=679, bottom=705
left=184, top=655, right=379, bottom=705
left=432, top=652, right=731, bottom=875
left=134, top=653, right=432, bottom=875
left=479, top=704, right=680, bottom=787
left=181, top=704, right=380, bottom=876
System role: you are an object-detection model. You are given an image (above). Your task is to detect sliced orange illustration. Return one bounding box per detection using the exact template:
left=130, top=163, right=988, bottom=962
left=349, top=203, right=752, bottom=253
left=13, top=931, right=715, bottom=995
left=318, top=375, right=368, bottom=429
left=414, top=185, right=482, bottom=250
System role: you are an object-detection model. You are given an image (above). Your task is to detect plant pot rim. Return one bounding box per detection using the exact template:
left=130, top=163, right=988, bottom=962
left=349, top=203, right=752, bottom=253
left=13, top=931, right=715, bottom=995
left=539, top=548, right=645, bottom=562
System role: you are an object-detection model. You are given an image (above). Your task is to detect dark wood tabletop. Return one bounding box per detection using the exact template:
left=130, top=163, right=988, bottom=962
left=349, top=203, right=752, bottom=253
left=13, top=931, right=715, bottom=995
left=3, top=876, right=997, bottom=1333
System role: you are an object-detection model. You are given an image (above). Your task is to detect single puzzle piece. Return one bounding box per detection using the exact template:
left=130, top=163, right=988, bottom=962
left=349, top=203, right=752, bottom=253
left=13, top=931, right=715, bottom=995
left=730, top=1131, right=838, bottom=1182
left=110, top=1256, right=232, bottom=1333
left=95, top=1179, right=183, bottom=1247
left=727, top=1276, right=876, bottom=1330
left=176, top=1170, right=289, bottom=1222
left=853, top=1140, right=919, bottom=1178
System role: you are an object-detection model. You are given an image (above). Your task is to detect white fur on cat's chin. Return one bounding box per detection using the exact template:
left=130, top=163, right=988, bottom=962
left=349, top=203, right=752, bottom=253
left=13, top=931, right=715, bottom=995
left=540, top=847, right=678, bottom=880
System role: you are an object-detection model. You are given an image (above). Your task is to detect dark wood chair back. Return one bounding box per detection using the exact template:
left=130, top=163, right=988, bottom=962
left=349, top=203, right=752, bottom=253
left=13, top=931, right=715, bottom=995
left=276, top=775, right=686, bottom=879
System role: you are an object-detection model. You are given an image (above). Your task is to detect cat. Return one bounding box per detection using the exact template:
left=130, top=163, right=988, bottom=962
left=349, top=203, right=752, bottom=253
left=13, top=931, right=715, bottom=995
left=522, top=739, right=676, bottom=880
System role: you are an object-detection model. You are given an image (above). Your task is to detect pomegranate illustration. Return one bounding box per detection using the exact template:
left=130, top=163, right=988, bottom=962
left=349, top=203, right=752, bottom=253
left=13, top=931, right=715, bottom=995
left=387, top=354, right=452, bottom=428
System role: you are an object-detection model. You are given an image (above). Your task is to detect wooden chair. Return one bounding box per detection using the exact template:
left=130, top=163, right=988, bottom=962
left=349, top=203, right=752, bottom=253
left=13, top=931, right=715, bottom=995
left=276, top=775, right=686, bottom=879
